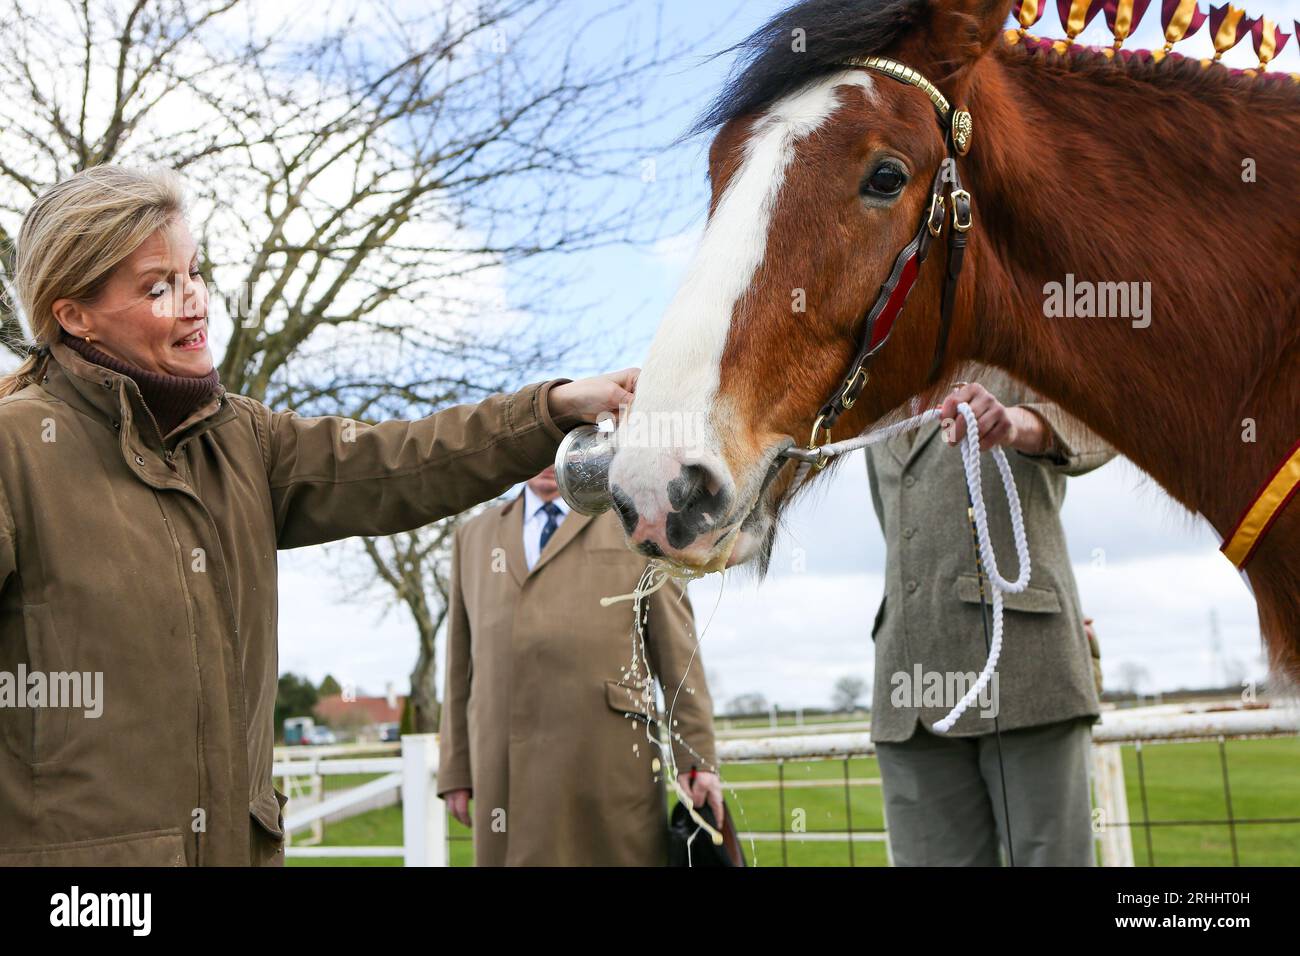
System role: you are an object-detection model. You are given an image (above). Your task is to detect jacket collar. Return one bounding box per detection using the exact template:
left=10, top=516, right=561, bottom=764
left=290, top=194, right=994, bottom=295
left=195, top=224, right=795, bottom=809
left=886, top=417, right=943, bottom=469
left=529, top=503, right=591, bottom=577
left=496, top=494, right=528, bottom=586
left=495, top=489, right=593, bottom=586
left=904, top=418, right=944, bottom=468
left=42, top=339, right=235, bottom=455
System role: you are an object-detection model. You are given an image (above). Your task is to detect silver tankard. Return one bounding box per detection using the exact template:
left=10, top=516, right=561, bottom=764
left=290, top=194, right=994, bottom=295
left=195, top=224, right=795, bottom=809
left=554, top=423, right=618, bottom=516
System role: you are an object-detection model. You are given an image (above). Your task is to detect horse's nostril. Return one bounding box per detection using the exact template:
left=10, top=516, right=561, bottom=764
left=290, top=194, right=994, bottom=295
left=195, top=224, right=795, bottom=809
left=667, top=463, right=715, bottom=513
left=665, top=461, right=732, bottom=550
left=610, top=485, right=639, bottom=536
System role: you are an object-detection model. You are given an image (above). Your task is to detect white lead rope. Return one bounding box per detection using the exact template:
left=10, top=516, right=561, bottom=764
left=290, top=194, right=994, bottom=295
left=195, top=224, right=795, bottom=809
left=791, top=402, right=1032, bottom=732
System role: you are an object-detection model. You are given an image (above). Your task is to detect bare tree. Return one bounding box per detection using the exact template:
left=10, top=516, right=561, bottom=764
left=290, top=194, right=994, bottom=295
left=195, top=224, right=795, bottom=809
left=1115, top=662, right=1151, bottom=696
left=0, top=0, right=681, bottom=732
left=831, top=675, right=866, bottom=713
left=726, top=693, right=768, bottom=717
left=330, top=521, right=459, bottom=734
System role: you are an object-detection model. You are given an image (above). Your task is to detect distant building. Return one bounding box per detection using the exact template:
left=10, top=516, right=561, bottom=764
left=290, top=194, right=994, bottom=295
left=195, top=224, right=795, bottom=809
left=314, top=684, right=405, bottom=741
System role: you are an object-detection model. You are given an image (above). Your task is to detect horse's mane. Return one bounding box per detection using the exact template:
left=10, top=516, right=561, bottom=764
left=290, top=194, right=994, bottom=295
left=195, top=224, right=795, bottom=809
left=691, top=0, right=931, bottom=134
left=692, top=0, right=1299, bottom=136
left=1001, top=37, right=1300, bottom=106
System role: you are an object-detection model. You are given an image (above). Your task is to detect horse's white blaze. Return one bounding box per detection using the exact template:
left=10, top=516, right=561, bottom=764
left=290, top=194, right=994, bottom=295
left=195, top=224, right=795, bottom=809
left=613, top=71, right=875, bottom=520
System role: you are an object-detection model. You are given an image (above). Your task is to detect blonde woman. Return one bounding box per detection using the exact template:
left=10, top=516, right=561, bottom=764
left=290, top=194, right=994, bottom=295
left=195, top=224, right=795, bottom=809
left=0, top=165, right=634, bottom=866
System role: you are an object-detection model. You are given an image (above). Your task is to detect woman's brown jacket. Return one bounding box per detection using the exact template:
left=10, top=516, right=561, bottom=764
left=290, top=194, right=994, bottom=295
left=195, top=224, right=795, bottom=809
left=0, top=340, right=571, bottom=865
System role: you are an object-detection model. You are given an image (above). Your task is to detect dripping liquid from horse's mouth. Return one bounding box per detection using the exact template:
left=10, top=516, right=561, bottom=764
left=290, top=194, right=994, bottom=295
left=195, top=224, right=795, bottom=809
left=631, top=438, right=795, bottom=571
left=695, top=445, right=793, bottom=571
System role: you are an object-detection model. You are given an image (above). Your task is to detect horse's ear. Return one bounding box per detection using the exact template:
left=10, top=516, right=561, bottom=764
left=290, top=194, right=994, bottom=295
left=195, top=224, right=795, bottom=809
left=911, top=0, right=1013, bottom=80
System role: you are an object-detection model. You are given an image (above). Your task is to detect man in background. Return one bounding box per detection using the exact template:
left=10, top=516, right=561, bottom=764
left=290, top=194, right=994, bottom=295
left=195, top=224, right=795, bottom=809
left=438, top=466, right=722, bottom=865
left=865, top=370, right=1114, bottom=866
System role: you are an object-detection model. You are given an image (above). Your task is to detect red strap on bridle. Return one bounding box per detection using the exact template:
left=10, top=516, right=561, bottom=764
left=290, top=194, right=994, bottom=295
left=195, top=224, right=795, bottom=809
left=866, top=248, right=923, bottom=353
left=814, top=129, right=968, bottom=433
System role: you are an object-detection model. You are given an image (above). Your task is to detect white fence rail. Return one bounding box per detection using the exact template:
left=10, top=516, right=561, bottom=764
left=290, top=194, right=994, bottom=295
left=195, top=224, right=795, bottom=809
left=274, top=705, right=1299, bottom=866
left=275, top=736, right=445, bottom=865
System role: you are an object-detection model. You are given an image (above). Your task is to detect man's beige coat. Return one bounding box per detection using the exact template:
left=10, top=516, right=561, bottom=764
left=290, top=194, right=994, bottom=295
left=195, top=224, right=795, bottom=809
left=438, top=500, right=717, bottom=866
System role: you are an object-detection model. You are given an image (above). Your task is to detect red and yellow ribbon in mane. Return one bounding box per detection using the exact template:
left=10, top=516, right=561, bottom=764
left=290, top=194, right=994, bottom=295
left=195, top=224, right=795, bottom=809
left=1054, top=0, right=1106, bottom=51
left=1005, top=0, right=1298, bottom=80
left=1007, top=0, right=1048, bottom=44
left=1014, top=0, right=1048, bottom=31
left=1156, top=0, right=1207, bottom=58
left=1222, top=438, right=1300, bottom=569
left=1104, top=0, right=1154, bottom=51
left=1208, top=4, right=1253, bottom=61
left=1250, top=17, right=1291, bottom=70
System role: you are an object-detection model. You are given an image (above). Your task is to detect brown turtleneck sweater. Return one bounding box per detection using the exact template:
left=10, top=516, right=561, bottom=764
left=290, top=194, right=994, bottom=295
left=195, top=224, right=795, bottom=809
left=61, top=331, right=222, bottom=438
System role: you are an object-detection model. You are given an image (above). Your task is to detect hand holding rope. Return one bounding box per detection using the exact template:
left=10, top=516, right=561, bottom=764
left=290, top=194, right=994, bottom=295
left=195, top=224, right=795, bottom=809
left=784, top=400, right=1032, bottom=732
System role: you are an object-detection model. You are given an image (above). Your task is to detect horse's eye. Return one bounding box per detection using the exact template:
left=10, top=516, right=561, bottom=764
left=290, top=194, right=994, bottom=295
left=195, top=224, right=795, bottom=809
left=861, top=162, right=908, bottom=198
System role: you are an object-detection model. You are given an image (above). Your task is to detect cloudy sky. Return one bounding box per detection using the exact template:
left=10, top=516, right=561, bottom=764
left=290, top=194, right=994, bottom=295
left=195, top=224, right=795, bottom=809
left=269, top=0, right=1290, bottom=707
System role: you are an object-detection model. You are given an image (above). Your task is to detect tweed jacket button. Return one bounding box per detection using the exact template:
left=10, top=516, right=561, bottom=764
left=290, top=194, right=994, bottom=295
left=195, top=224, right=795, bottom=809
left=903, top=527, right=915, bottom=539
left=904, top=476, right=916, bottom=488
left=905, top=580, right=918, bottom=593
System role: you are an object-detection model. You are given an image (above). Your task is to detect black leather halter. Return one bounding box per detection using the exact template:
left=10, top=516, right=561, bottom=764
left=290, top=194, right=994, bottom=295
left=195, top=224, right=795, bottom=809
left=797, top=57, right=974, bottom=468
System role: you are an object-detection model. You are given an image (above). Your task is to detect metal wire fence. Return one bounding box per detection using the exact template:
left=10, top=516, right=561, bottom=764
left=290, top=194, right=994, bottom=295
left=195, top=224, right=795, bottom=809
left=702, top=705, right=1300, bottom=867
left=279, top=703, right=1300, bottom=865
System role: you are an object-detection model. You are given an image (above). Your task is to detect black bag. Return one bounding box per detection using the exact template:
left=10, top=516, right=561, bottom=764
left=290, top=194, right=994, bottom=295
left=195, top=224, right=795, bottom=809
left=667, top=800, right=746, bottom=867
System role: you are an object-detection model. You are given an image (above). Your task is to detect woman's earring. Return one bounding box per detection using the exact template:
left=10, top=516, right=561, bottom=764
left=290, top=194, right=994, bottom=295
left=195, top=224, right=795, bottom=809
left=85, top=335, right=92, bottom=343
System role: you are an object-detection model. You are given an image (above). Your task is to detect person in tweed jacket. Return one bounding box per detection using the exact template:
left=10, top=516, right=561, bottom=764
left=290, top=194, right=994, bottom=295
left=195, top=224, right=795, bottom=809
left=864, top=366, right=1114, bottom=866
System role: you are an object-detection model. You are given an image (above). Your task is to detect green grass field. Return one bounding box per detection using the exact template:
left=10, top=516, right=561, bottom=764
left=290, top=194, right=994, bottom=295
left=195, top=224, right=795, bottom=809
left=1121, top=737, right=1300, bottom=866
left=285, top=735, right=1300, bottom=867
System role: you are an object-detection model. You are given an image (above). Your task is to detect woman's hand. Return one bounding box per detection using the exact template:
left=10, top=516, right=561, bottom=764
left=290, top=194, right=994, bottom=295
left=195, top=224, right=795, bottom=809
left=940, top=382, right=1052, bottom=454
left=548, top=368, right=638, bottom=424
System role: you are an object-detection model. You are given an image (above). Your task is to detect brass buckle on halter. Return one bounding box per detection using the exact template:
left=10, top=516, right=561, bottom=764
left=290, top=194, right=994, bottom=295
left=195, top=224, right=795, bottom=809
left=951, top=189, right=973, bottom=232
left=840, top=366, right=868, bottom=409
left=807, top=414, right=832, bottom=471
left=927, top=193, right=946, bottom=237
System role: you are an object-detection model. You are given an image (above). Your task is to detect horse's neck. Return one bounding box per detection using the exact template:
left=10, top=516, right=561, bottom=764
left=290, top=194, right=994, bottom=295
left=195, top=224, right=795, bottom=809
left=962, top=48, right=1300, bottom=532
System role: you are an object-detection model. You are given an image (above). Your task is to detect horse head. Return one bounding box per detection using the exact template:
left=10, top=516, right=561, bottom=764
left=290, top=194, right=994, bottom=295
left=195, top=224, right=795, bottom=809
left=608, top=0, right=1009, bottom=572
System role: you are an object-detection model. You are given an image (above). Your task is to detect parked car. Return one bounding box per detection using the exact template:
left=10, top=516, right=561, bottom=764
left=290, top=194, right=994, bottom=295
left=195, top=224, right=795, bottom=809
left=379, top=722, right=400, bottom=742
left=305, top=725, right=338, bottom=746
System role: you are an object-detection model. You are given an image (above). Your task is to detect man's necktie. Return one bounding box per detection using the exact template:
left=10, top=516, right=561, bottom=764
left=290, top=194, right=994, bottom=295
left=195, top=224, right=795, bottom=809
left=538, top=501, right=562, bottom=552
